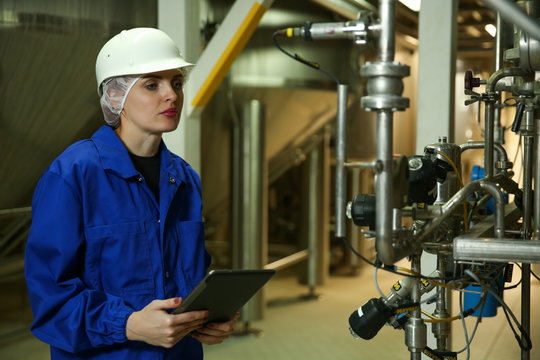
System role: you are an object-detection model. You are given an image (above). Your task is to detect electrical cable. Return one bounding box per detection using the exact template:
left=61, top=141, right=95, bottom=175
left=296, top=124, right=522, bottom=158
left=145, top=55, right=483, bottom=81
left=272, top=31, right=341, bottom=85
left=373, top=266, right=386, bottom=298
left=340, top=236, right=468, bottom=281
left=455, top=290, right=487, bottom=357
left=436, top=151, right=468, bottom=231
left=464, top=269, right=532, bottom=351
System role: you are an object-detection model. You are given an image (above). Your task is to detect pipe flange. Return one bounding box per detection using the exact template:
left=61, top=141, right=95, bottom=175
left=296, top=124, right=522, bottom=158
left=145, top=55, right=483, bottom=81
left=361, top=61, right=410, bottom=78
left=361, top=95, right=409, bottom=111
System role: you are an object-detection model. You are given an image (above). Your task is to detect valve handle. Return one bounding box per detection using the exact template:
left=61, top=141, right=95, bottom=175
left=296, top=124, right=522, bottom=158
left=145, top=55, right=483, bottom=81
left=464, top=70, right=481, bottom=91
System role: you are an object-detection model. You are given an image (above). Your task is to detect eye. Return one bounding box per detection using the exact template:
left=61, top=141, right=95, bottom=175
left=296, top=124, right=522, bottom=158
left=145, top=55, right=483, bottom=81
left=172, top=79, right=184, bottom=89
left=144, top=82, right=158, bottom=90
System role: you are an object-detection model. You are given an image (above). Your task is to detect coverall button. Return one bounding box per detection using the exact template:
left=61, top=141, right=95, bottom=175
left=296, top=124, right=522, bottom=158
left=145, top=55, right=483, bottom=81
left=169, top=177, right=175, bottom=183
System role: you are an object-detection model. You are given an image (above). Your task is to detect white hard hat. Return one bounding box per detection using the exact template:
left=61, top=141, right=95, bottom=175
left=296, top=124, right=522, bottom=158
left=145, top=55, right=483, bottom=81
left=95, top=27, right=193, bottom=96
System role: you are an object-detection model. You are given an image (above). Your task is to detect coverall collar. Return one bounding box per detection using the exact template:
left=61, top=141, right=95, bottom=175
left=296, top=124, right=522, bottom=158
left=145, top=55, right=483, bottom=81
left=91, top=125, right=185, bottom=184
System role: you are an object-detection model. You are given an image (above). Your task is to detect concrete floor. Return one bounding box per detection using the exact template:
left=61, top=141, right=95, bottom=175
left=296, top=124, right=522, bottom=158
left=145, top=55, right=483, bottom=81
left=1, top=263, right=539, bottom=360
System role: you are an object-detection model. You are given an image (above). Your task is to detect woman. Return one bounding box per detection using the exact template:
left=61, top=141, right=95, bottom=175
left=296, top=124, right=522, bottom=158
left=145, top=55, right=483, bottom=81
left=25, top=27, right=237, bottom=359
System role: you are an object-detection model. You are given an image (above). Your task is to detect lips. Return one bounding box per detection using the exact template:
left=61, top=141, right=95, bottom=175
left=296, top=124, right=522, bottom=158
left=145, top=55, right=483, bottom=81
left=160, top=108, right=178, bottom=117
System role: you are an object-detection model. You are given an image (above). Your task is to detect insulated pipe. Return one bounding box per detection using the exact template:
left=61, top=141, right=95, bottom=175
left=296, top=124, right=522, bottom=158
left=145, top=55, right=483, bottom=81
left=453, top=238, right=540, bottom=263
left=378, top=0, right=395, bottom=62
left=482, top=0, right=540, bottom=42
left=417, top=179, right=505, bottom=243
left=335, top=84, right=348, bottom=239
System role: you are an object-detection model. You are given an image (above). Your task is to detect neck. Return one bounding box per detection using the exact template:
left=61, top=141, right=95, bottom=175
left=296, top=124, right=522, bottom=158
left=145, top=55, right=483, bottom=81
left=114, top=126, right=161, bottom=157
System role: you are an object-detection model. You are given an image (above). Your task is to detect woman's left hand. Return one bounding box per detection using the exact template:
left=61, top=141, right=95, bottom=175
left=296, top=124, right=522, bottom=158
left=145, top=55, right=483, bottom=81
left=190, top=313, right=241, bottom=345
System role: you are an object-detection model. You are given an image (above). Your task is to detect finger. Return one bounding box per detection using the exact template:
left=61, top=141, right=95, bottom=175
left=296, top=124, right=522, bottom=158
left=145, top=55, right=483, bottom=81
left=191, top=331, right=229, bottom=345
left=151, top=297, right=182, bottom=311
left=170, top=310, right=208, bottom=326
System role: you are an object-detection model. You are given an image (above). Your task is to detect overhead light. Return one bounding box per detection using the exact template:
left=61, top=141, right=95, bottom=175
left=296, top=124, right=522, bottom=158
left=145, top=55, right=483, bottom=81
left=485, top=24, right=497, bottom=37
left=399, top=0, right=421, bottom=12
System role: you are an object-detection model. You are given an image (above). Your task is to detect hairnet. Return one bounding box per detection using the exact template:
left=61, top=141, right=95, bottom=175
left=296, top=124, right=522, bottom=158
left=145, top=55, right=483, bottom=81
left=99, top=75, right=140, bottom=128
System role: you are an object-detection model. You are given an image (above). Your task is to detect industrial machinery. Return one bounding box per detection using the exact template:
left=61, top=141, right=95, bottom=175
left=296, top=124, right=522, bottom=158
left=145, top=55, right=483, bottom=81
left=275, top=0, right=540, bottom=359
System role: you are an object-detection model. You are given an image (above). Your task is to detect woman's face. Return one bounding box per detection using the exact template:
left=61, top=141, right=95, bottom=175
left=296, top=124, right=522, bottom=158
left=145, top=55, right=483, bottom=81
left=119, top=69, right=184, bottom=136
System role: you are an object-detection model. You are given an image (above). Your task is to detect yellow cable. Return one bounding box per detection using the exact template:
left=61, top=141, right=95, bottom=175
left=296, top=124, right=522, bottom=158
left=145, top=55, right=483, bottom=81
left=436, top=151, right=468, bottom=231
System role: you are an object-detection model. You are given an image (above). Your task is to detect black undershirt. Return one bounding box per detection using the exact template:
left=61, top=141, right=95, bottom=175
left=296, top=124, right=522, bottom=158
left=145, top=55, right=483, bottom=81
left=129, top=152, right=161, bottom=201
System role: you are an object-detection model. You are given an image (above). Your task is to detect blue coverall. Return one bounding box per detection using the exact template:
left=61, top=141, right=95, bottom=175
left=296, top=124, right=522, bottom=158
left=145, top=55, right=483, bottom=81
left=25, top=125, right=210, bottom=359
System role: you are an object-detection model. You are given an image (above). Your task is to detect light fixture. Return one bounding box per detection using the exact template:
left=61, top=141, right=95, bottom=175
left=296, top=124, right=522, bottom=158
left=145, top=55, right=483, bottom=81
left=485, top=24, right=497, bottom=37
left=399, top=0, right=421, bottom=12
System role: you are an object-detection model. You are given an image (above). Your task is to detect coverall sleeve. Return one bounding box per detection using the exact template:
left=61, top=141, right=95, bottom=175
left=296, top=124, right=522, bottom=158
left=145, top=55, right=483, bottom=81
left=25, top=171, right=134, bottom=353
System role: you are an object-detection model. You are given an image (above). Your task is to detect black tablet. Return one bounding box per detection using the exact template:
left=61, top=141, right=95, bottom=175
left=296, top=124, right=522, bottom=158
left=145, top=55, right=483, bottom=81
left=172, top=269, right=276, bottom=322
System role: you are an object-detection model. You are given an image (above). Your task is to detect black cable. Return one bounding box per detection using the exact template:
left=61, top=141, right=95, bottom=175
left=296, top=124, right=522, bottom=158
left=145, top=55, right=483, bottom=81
left=465, top=269, right=532, bottom=351
left=339, top=236, right=468, bottom=282
left=272, top=31, right=341, bottom=85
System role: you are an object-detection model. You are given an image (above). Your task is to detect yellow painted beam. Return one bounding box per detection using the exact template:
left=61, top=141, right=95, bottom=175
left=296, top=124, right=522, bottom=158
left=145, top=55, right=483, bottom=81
left=190, top=1, right=269, bottom=108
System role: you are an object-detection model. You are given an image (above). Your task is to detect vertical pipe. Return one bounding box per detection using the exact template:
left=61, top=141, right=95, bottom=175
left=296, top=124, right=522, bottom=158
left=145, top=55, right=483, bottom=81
left=378, top=0, right=395, bottom=62
left=307, top=147, right=320, bottom=290
left=349, top=168, right=361, bottom=269
left=376, top=110, right=393, bottom=264
left=535, top=119, right=540, bottom=240
left=405, top=255, right=426, bottom=360
left=484, top=101, right=495, bottom=178
left=236, top=100, right=266, bottom=322
left=335, top=84, right=348, bottom=239
left=434, top=258, right=449, bottom=351
left=521, top=134, right=534, bottom=360
left=493, top=13, right=504, bottom=162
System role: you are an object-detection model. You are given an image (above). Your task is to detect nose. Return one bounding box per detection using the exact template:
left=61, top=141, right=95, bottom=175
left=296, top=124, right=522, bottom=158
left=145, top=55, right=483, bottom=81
left=163, top=83, right=178, bottom=103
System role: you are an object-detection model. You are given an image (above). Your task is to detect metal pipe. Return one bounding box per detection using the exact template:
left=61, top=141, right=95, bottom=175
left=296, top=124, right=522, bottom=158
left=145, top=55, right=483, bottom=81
left=535, top=118, right=540, bottom=240
left=308, top=147, right=320, bottom=288
left=405, top=255, right=425, bottom=360
left=493, top=13, right=504, bottom=151
left=478, top=181, right=505, bottom=239
left=521, top=130, right=534, bottom=360
left=376, top=110, right=399, bottom=264
left=453, top=238, right=540, bottom=263
left=486, top=67, right=530, bottom=93
left=482, top=0, right=540, bottom=42
left=335, top=83, right=348, bottom=239
left=417, top=179, right=505, bottom=242
left=484, top=101, right=496, bottom=178
left=234, top=100, right=266, bottom=322
left=523, top=136, right=534, bottom=238
left=433, top=257, right=449, bottom=351
left=378, top=0, right=395, bottom=62
left=459, top=141, right=508, bottom=163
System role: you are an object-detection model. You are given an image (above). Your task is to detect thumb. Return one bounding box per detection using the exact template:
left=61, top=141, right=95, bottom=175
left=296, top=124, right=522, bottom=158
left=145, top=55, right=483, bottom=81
left=152, top=297, right=182, bottom=310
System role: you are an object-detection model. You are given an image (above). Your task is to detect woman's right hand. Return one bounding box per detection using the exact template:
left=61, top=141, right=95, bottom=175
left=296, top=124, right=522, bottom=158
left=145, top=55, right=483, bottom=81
left=126, top=297, right=208, bottom=348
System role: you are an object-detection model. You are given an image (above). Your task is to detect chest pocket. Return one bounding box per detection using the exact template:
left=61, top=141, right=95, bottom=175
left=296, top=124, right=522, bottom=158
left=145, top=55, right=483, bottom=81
left=85, top=221, right=155, bottom=295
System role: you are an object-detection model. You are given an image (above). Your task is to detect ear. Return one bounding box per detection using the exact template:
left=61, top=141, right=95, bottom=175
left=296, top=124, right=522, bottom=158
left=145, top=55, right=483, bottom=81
left=106, top=87, right=124, bottom=111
